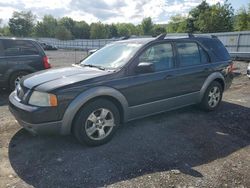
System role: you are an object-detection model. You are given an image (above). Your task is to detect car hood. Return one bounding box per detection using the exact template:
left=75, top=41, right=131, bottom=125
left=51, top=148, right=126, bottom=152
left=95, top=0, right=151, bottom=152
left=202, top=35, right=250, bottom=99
left=22, top=66, right=111, bottom=91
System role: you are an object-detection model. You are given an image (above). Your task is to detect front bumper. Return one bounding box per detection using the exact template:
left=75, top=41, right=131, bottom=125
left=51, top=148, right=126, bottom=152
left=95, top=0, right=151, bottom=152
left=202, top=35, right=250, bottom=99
left=9, top=92, right=63, bottom=135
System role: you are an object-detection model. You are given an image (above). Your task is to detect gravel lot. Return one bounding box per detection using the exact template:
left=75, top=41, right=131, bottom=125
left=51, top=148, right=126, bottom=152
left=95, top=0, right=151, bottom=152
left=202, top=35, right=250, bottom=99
left=0, top=50, right=249, bottom=188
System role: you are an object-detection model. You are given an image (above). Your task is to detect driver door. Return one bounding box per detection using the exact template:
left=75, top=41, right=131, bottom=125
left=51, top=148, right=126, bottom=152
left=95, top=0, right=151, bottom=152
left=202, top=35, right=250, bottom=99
left=122, top=42, right=178, bottom=107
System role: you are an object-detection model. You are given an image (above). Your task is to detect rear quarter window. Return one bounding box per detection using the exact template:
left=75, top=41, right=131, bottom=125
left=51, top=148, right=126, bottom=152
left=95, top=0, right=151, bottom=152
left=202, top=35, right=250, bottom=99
left=2, top=40, right=39, bottom=56
left=202, top=38, right=230, bottom=61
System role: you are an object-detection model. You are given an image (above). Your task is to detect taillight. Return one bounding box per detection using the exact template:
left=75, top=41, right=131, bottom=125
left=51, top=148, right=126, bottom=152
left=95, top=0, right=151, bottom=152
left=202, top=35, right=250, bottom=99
left=43, top=56, right=51, bottom=69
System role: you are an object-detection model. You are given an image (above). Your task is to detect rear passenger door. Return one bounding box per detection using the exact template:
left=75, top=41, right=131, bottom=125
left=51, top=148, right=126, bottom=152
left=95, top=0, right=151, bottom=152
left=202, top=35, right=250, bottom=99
left=2, top=40, right=43, bottom=73
left=174, top=41, right=212, bottom=95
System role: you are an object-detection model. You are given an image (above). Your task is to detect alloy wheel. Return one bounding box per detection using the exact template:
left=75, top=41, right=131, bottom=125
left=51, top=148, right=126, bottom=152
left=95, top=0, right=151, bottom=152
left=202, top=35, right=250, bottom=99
left=85, top=108, right=115, bottom=140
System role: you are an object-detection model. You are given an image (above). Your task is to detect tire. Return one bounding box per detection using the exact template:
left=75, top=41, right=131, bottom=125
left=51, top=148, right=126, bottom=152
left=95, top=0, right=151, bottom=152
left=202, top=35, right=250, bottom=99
left=9, top=71, right=29, bottom=91
left=200, top=81, right=223, bottom=111
left=73, top=99, right=120, bottom=146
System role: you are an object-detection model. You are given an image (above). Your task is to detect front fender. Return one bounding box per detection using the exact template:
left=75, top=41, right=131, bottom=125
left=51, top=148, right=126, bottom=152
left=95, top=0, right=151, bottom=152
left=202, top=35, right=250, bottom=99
left=60, top=86, right=129, bottom=135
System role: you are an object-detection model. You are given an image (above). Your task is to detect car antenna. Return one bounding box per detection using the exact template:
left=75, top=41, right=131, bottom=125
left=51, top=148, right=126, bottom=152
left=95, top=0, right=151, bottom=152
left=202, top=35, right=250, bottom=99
left=155, top=33, right=167, bottom=40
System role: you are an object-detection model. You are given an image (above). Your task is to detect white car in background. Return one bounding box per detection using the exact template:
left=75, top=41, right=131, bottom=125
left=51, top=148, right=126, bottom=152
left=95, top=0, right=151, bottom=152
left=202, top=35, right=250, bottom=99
left=247, top=63, right=250, bottom=78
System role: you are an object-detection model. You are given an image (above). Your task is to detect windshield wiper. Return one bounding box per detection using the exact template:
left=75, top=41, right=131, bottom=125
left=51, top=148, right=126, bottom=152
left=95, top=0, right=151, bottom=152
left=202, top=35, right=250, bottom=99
left=81, top=64, right=106, bottom=70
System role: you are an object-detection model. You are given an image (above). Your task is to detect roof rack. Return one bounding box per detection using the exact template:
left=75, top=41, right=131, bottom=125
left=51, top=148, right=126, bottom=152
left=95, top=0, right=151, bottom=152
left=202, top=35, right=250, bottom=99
left=155, top=33, right=218, bottom=40
left=155, top=33, right=195, bottom=40
left=155, top=33, right=167, bottom=40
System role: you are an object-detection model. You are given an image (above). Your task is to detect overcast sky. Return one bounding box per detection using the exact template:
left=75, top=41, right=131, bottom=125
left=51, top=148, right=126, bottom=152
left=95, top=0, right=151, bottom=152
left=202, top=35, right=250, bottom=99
left=0, top=0, right=249, bottom=25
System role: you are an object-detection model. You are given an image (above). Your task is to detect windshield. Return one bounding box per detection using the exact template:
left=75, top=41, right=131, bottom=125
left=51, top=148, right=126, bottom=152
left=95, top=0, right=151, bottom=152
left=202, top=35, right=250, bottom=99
left=80, top=42, right=143, bottom=69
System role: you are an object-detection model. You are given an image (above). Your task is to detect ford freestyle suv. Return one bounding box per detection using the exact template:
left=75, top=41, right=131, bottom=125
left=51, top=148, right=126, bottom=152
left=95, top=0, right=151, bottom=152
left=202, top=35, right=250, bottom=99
left=0, top=38, right=51, bottom=90
left=9, top=34, right=234, bottom=146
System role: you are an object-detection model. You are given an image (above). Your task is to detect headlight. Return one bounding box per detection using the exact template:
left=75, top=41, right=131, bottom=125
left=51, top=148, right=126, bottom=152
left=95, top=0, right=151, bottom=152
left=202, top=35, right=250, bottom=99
left=29, top=91, right=58, bottom=107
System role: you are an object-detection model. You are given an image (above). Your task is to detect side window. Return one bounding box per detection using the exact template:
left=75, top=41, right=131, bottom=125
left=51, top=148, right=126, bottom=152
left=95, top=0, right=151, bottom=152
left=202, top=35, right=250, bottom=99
left=176, top=42, right=201, bottom=67
left=199, top=46, right=209, bottom=63
left=3, top=40, right=39, bottom=56
left=139, top=43, right=174, bottom=71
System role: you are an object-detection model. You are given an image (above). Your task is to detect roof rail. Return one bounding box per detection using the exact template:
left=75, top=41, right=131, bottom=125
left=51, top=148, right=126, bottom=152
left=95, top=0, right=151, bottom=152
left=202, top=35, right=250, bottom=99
left=188, top=33, right=195, bottom=38
left=155, top=33, right=218, bottom=40
left=155, top=33, right=167, bottom=40
left=162, top=33, right=196, bottom=39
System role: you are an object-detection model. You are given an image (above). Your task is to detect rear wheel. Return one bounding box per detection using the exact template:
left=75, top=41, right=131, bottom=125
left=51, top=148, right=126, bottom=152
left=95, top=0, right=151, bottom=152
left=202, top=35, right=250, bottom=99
left=200, top=81, right=223, bottom=111
left=9, top=71, right=29, bottom=91
left=73, top=99, right=120, bottom=146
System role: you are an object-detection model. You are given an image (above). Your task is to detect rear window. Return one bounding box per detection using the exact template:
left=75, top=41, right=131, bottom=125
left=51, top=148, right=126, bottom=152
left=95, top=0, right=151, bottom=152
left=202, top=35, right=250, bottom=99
left=2, top=40, right=39, bottom=56
left=202, top=38, right=230, bottom=61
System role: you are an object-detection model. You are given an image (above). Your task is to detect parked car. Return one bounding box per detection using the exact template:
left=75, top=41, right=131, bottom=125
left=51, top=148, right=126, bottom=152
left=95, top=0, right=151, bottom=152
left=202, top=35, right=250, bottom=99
left=247, top=63, right=250, bottom=78
left=39, top=42, right=58, bottom=51
left=0, top=38, right=51, bottom=90
left=9, top=34, right=234, bottom=146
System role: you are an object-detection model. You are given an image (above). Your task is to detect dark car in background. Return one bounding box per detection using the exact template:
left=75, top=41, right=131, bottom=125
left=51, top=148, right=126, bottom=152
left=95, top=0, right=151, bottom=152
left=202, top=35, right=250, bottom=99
left=9, top=34, right=234, bottom=146
left=39, top=42, right=58, bottom=51
left=0, top=38, right=51, bottom=90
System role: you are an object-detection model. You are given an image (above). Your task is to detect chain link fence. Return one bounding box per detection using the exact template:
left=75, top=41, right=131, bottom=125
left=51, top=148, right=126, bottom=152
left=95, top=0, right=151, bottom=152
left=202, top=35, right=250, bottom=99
left=35, top=31, right=250, bottom=60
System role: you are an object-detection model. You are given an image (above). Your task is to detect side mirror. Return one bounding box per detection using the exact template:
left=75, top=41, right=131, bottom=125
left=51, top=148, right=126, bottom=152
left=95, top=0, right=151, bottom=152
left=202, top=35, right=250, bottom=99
left=135, top=62, right=155, bottom=73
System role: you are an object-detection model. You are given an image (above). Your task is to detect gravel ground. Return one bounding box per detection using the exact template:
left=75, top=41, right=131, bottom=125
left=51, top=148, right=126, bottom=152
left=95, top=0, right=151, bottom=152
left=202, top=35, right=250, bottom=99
left=0, top=51, right=249, bottom=188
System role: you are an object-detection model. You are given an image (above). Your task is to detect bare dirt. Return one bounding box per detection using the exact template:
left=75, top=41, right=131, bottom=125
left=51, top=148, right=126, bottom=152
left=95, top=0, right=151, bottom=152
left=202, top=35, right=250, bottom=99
left=0, top=51, right=249, bottom=188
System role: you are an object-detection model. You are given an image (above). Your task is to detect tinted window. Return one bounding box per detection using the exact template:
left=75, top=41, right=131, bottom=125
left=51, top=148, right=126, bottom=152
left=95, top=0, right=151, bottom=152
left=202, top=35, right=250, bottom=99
left=81, top=42, right=142, bottom=69
left=203, top=38, right=230, bottom=61
left=3, top=40, right=39, bottom=56
left=139, top=43, right=174, bottom=71
left=199, top=46, right=209, bottom=63
left=177, top=42, right=201, bottom=67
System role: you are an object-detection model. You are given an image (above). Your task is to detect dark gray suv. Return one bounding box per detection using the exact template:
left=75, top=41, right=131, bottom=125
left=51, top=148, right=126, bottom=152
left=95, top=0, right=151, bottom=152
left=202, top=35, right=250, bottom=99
left=0, top=38, right=51, bottom=90
left=9, top=34, right=234, bottom=146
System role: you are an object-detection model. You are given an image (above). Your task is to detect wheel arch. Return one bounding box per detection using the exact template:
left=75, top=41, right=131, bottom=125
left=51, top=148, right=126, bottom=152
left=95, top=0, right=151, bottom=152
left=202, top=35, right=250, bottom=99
left=60, top=86, right=129, bottom=135
left=199, top=72, right=225, bottom=102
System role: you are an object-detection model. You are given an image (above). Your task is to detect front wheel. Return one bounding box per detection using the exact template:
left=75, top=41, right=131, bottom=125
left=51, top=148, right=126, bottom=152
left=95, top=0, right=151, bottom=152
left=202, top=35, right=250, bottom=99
left=200, top=81, right=223, bottom=111
left=9, top=71, right=28, bottom=91
left=73, top=99, right=120, bottom=146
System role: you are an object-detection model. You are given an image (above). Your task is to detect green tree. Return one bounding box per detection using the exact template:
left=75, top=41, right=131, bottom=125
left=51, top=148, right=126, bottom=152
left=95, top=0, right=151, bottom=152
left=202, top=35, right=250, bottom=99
left=166, top=15, right=188, bottom=33
left=189, top=0, right=234, bottom=33
left=59, top=17, right=75, bottom=34
left=116, top=23, right=130, bottom=37
left=55, top=25, right=72, bottom=40
left=8, top=11, right=36, bottom=37
left=189, top=0, right=210, bottom=32
left=108, top=24, right=118, bottom=38
left=0, top=26, right=11, bottom=36
left=152, top=24, right=166, bottom=36
left=234, top=4, right=250, bottom=31
left=141, top=17, right=153, bottom=35
left=72, top=21, right=90, bottom=39
left=35, top=15, right=57, bottom=37
left=90, top=22, right=109, bottom=39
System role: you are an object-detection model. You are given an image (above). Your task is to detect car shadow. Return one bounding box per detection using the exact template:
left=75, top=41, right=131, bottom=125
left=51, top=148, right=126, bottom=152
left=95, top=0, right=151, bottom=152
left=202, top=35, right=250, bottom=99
left=0, top=89, right=10, bottom=106
left=8, top=102, right=250, bottom=188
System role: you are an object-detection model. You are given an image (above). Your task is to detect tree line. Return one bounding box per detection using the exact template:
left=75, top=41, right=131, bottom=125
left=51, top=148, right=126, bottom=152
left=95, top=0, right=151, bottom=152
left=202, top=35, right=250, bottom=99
left=0, top=1, right=249, bottom=40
